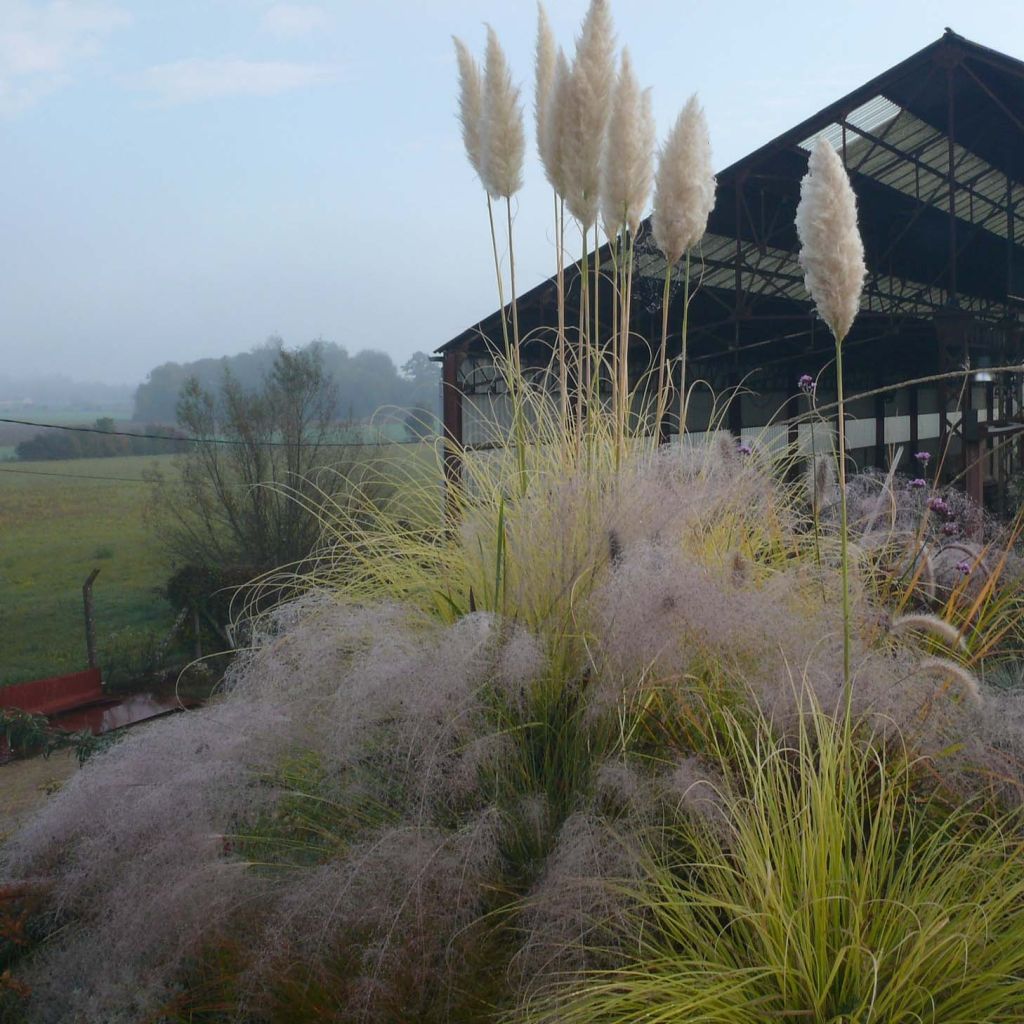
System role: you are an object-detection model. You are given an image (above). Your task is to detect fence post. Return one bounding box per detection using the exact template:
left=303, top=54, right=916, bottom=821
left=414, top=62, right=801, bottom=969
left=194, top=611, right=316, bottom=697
left=82, top=568, right=101, bottom=669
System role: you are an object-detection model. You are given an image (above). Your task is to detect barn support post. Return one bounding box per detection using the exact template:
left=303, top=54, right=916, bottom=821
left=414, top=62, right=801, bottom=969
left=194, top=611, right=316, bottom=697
left=82, top=569, right=100, bottom=671
left=874, top=388, right=886, bottom=469
left=785, top=387, right=802, bottom=483
left=909, top=384, right=920, bottom=455
left=441, top=347, right=465, bottom=525
left=965, top=436, right=984, bottom=509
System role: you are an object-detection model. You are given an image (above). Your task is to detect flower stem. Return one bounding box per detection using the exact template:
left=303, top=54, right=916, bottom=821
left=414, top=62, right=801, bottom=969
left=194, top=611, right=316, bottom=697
left=555, top=193, right=566, bottom=430
left=835, top=334, right=852, bottom=709
left=655, top=262, right=672, bottom=441
left=506, top=196, right=526, bottom=497
left=678, top=249, right=691, bottom=436
left=486, top=195, right=511, bottom=362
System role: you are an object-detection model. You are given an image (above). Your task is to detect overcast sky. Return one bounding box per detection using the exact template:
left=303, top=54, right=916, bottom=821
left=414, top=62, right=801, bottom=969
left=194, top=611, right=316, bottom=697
left=1, top=0, right=1022, bottom=386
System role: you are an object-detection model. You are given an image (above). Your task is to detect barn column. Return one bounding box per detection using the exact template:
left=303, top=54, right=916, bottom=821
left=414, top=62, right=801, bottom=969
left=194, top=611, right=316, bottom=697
left=441, top=347, right=464, bottom=523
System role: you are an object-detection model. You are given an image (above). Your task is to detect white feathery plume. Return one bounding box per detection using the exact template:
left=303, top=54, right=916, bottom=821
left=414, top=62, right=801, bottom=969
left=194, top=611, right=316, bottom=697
left=481, top=25, right=525, bottom=199
left=652, top=94, right=716, bottom=265
left=795, top=136, right=866, bottom=342
left=562, top=0, right=615, bottom=227
left=535, top=4, right=557, bottom=176
left=543, top=47, right=572, bottom=198
left=453, top=36, right=486, bottom=187
left=600, top=48, right=655, bottom=236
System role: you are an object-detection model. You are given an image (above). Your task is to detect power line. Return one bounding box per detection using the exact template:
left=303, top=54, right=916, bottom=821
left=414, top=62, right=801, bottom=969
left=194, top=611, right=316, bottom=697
left=0, top=465, right=152, bottom=484
left=0, top=416, right=425, bottom=449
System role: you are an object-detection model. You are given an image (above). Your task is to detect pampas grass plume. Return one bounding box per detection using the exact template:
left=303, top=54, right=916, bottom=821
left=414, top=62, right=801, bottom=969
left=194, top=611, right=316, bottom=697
left=482, top=25, right=525, bottom=199
left=535, top=4, right=557, bottom=176
left=562, top=0, right=616, bottom=227
left=544, top=47, right=572, bottom=198
left=600, top=48, right=654, bottom=235
left=651, top=94, right=716, bottom=264
left=795, top=136, right=866, bottom=342
left=453, top=36, right=486, bottom=186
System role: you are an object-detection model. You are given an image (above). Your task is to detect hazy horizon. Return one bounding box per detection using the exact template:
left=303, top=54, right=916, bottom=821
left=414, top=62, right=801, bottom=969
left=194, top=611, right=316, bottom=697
left=2, top=0, right=1023, bottom=386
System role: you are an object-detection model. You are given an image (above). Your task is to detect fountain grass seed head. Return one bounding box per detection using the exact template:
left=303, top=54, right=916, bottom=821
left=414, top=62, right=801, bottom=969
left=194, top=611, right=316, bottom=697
left=795, top=136, right=865, bottom=343
left=600, top=48, right=654, bottom=236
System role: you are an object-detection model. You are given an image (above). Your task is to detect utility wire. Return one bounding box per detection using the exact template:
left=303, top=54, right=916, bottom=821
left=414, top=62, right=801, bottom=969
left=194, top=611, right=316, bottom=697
left=0, top=465, right=153, bottom=483
left=0, top=416, right=426, bottom=449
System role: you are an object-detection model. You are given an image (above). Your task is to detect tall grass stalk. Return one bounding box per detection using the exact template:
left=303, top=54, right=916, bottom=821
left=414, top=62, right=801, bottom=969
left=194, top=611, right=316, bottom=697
left=678, top=249, right=691, bottom=434
left=795, top=136, right=866, bottom=704
left=835, top=335, right=851, bottom=696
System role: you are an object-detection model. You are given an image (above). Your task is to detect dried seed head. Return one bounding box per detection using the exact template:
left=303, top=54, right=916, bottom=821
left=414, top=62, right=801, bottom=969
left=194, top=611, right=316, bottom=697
left=535, top=4, right=557, bottom=176
left=453, top=36, right=485, bottom=185
left=918, top=656, right=983, bottom=705
left=652, top=94, right=716, bottom=264
left=600, top=48, right=655, bottom=236
left=795, top=136, right=866, bottom=343
left=890, top=613, right=966, bottom=651
left=482, top=25, right=525, bottom=198
left=561, top=0, right=616, bottom=227
left=540, top=47, right=573, bottom=198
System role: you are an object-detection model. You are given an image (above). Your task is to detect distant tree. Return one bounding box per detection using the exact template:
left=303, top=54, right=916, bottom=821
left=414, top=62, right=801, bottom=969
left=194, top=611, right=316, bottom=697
left=401, top=352, right=441, bottom=410
left=146, top=345, right=385, bottom=581
left=403, top=406, right=439, bottom=440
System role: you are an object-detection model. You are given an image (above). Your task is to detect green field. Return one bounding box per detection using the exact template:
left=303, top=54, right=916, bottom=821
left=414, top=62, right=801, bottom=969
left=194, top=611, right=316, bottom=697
left=0, top=454, right=179, bottom=686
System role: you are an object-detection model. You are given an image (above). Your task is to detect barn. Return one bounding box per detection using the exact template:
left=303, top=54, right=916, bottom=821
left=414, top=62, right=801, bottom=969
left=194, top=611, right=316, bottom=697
left=436, top=30, right=1024, bottom=510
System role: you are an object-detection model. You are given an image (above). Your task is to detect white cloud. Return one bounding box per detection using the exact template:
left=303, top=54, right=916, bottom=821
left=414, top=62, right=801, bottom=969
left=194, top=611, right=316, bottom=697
left=261, top=4, right=329, bottom=38
left=0, top=1, right=129, bottom=115
left=139, top=57, right=339, bottom=104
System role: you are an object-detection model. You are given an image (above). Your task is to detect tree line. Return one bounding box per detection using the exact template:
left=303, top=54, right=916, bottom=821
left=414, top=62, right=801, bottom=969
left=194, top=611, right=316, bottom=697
left=15, top=418, right=188, bottom=461
left=13, top=339, right=440, bottom=461
left=133, top=338, right=439, bottom=425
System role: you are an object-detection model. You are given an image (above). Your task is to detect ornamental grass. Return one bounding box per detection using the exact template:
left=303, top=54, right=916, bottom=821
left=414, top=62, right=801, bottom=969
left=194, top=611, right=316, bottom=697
left=5, top=3, right=1024, bottom=1023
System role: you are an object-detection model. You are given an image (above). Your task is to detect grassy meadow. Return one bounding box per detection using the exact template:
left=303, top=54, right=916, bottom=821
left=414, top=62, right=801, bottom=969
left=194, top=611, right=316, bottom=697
left=0, top=454, right=178, bottom=686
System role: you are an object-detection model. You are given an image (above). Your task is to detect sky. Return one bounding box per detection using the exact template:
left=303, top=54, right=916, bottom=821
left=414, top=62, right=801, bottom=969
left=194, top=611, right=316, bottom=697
left=1, top=0, right=1023, bottom=388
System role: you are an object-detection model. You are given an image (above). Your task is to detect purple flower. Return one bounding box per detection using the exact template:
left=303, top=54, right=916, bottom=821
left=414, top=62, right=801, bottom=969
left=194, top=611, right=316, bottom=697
left=941, top=521, right=959, bottom=536
left=915, top=451, right=931, bottom=465
left=909, top=478, right=926, bottom=489
left=956, top=559, right=972, bottom=575
left=798, top=374, right=816, bottom=395
left=737, top=440, right=752, bottom=456
left=927, top=496, right=949, bottom=515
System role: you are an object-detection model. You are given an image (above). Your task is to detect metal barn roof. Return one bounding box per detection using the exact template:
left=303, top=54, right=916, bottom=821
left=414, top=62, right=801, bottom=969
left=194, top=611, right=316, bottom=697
left=439, top=30, right=1024, bottom=370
